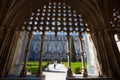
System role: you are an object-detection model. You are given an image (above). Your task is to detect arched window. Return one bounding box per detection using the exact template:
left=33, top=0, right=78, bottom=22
left=22, top=2, right=89, bottom=35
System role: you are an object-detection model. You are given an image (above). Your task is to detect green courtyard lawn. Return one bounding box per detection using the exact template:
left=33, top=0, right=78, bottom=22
left=26, top=62, right=48, bottom=74
left=62, top=62, right=87, bottom=74
left=26, top=61, right=87, bottom=74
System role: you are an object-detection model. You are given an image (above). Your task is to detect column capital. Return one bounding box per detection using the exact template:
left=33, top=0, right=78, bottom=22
left=66, top=51, right=71, bottom=54
left=66, top=35, right=70, bottom=38
left=81, top=51, right=85, bottom=54
left=78, top=36, right=82, bottom=40
left=41, top=34, right=45, bottom=38
left=92, top=28, right=114, bottom=35
left=28, top=31, right=33, bottom=39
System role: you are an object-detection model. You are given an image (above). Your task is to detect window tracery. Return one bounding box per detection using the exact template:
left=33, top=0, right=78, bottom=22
left=22, top=2, right=89, bottom=35
left=111, top=9, right=120, bottom=32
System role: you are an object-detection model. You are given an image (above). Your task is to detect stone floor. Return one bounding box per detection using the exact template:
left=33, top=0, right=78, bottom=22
left=43, top=63, right=67, bottom=80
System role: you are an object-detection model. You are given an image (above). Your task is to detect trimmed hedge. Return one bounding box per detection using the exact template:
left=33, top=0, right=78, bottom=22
left=62, top=62, right=87, bottom=74
left=27, top=61, right=87, bottom=74
left=26, top=62, right=48, bottom=74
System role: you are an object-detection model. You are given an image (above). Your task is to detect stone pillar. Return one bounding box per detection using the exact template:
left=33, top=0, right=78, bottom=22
left=36, top=33, right=45, bottom=77
left=103, top=30, right=120, bottom=78
left=6, top=30, right=22, bottom=76
left=84, top=33, right=99, bottom=76
left=94, top=31, right=111, bottom=77
left=20, top=31, right=33, bottom=77
left=91, top=33, right=104, bottom=77
left=78, top=33, right=88, bottom=77
left=9, top=31, right=26, bottom=76
left=92, top=29, right=120, bottom=79
left=66, top=35, right=73, bottom=77
left=4, top=29, right=20, bottom=76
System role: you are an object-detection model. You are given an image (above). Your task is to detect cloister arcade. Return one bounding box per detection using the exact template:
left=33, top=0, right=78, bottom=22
left=20, top=1, right=91, bottom=77
left=0, top=0, right=120, bottom=80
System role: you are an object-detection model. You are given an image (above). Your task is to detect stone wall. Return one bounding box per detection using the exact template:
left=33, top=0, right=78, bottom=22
left=28, top=34, right=81, bottom=62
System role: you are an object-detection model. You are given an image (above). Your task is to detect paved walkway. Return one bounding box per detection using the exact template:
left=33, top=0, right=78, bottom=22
left=43, top=63, right=67, bottom=80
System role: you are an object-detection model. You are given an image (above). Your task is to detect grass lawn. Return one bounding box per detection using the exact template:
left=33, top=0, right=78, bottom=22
left=62, top=62, right=87, bottom=74
left=26, top=61, right=47, bottom=74
left=26, top=61, right=87, bottom=74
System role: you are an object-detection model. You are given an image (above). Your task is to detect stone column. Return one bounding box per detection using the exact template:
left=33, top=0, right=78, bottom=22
left=66, top=35, right=73, bottom=77
left=84, top=33, right=99, bottom=76
left=9, top=31, right=25, bottom=76
left=4, top=29, right=20, bottom=76
left=36, top=33, right=45, bottom=77
left=103, top=30, right=120, bottom=78
left=91, top=30, right=112, bottom=77
left=96, top=31, right=111, bottom=77
left=91, top=32, right=104, bottom=77
left=20, top=31, right=33, bottom=77
left=78, top=33, right=88, bottom=77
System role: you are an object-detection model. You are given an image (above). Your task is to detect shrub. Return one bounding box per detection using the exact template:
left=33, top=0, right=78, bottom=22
left=30, top=66, right=38, bottom=74
left=26, top=66, right=31, bottom=72
left=62, top=62, right=87, bottom=74
left=75, top=67, right=81, bottom=74
left=26, top=62, right=48, bottom=74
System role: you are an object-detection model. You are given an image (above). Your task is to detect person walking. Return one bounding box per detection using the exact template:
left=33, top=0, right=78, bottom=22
left=54, top=60, right=57, bottom=69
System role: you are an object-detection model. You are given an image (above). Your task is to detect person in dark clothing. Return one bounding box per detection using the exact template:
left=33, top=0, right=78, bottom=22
left=54, top=60, right=57, bottom=69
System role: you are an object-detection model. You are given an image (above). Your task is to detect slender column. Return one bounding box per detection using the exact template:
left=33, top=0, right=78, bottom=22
left=7, top=30, right=22, bottom=75
left=84, top=33, right=99, bottom=76
left=78, top=33, right=88, bottom=77
left=3, top=30, right=19, bottom=76
left=36, top=33, right=45, bottom=77
left=92, top=30, right=120, bottom=79
left=6, top=30, right=20, bottom=76
left=20, top=31, right=33, bottom=77
left=103, top=30, right=120, bottom=78
left=91, top=33, right=103, bottom=76
left=66, top=35, right=73, bottom=77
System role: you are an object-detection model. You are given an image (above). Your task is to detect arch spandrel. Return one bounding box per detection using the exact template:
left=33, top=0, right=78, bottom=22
left=3, top=0, right=49, bottom=28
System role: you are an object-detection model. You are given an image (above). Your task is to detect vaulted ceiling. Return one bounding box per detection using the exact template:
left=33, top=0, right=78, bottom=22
left=0, top=0, right=119, bottom=33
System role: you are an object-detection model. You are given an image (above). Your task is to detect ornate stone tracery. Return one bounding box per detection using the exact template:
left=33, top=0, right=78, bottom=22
left=111, top=9, right=120, bottom=40
left=22, top=1, right=89, bottom=35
